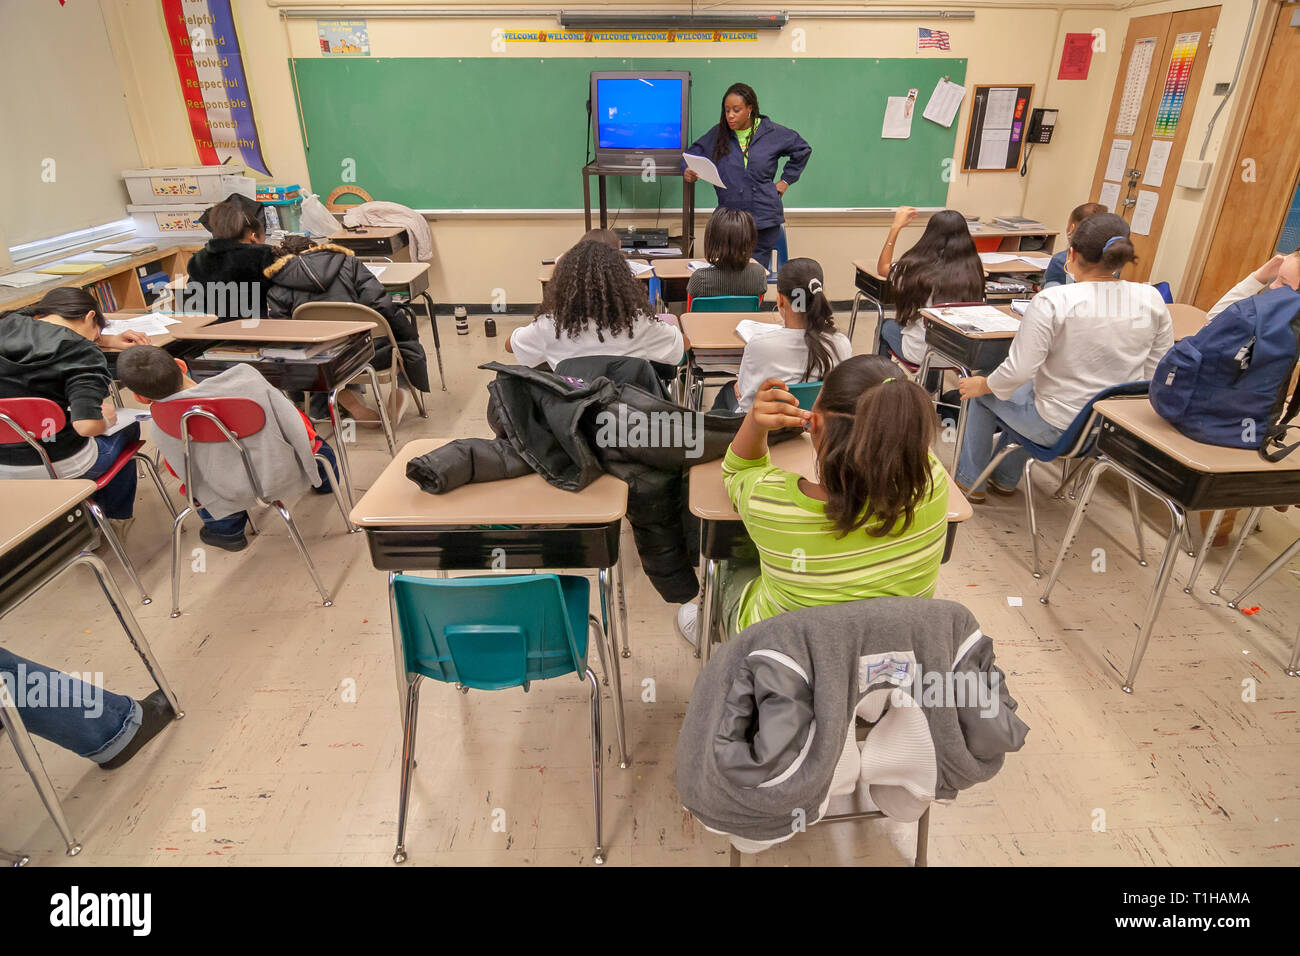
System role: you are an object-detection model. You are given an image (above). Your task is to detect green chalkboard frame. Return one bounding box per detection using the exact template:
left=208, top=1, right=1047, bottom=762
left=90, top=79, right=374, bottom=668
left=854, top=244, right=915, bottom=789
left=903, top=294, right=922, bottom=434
left=291, top=56, right=966, bottom=210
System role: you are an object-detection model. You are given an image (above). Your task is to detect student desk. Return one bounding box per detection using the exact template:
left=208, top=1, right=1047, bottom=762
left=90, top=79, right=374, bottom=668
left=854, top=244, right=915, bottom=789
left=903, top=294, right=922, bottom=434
left=537, top=259, right=652, bottom=292
left=687, top=435, right=973, bottom=663
left=330, top=226, right=410, bottom=261
left=1039, top=398, right=1300, bottom=692
left=678, top=312, right=782, bottom=408
left=102, top=311, right=222, bottom=351
left=0, top=480, right=184, bottom=856
left=371, top=261, right=447, bottom=392
left=349, top=438, right=631, bottom=764
left=173, top=319, right=397, bottom=507
left=652, top=258, right=767, bottom=310
left=917, top=305, right=1020, bottom=469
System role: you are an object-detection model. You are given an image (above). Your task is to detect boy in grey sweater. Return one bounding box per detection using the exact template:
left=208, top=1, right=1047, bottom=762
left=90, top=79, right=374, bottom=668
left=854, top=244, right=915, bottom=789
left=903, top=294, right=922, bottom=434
left=116, top=345, right=339, bottom=552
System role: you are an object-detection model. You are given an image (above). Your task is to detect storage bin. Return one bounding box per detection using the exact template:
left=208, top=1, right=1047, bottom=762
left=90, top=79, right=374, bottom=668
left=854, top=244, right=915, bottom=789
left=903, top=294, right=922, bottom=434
left=122, top=165, right=245, bottom=205
left=126, top=203, right=211, bottom=240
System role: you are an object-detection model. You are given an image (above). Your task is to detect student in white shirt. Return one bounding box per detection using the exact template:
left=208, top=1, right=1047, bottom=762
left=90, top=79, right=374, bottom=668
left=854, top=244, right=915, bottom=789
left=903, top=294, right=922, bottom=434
left=954, top=213, right=1173, bottom=502
left=507, top=238, right=683, bottom=369
left=714, top=257, right=853, bottom=413
left=1206, top=250, right=1300, bottom=318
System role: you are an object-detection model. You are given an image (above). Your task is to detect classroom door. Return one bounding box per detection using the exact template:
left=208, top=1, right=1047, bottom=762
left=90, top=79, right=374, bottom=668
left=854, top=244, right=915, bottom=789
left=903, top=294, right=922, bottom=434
left=1089, top=6, right=1221, bottom=283
left=1193, top=2, right=1300, bottom=309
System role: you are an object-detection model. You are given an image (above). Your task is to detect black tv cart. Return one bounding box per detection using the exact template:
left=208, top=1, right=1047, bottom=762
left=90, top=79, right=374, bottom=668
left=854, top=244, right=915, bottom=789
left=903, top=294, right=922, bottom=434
left=581, top=163, right=696, bottom=257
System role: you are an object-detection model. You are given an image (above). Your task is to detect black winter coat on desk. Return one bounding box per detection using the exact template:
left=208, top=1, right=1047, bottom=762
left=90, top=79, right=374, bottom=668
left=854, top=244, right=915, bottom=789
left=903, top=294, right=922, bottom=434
left=406, top=359, right=748, bottom=604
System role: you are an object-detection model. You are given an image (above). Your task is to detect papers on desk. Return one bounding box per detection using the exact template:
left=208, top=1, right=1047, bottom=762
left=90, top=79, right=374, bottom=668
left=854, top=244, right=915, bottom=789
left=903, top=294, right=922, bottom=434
left=104, top=408, right=151, bottom=437
left=96, top=240, right=157, bottom=255
left=102, top=314, right=182, bottom=337
left=36, top=261, right=98, bottom=275
left=735, top=319, right=781, bottom=343
left=687, top=259, right=710, bottom=272
left=0, top=271, right=53, bottom=288
left=682, top=152, right=726, bottom=188
left=930, top=305, right=1021, bottom=333
left=64, top=251, right=131, bottom=265
left=363, top=263, right=388, bottom=279
left=640, top=247, right=683, bottom=257
left=628, top=261, right=654, bottom=277
left=979, top=252, right=1052, bottom=270
left=1010, top=299, right=1033, bottom=316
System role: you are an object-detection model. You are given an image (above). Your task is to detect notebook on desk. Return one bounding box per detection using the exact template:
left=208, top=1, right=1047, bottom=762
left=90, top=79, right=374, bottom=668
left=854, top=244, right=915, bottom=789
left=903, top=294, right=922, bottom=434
left=930, top=305, right=1021, bottom=333
left=735, top=319, right=782, bottom=343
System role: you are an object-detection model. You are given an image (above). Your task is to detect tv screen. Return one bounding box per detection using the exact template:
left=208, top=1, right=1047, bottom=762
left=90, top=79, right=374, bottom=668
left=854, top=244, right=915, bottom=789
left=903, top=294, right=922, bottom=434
left=595, top=76, right=685, bottom=150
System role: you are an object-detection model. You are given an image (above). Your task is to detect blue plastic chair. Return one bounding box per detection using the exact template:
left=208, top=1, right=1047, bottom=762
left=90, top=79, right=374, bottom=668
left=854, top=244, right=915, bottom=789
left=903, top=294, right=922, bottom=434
left=786, top=380, right=823, bottom=409
left=964, top=381, right=1150, bottom=577
left=688, top=294, right=761, bottom=313
left=388, top=573, right=625, bottom=865
left=766, top=224, right=789, bottom=284
left=1152, top=281, right=1174, bottom=304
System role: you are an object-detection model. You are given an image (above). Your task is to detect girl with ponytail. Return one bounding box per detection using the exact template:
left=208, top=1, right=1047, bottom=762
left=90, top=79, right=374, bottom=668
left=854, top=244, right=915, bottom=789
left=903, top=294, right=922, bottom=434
left=712, top=257, right=852, bottom=413
left=955, top=212, right=1173, bottom=501
left=677, top=354, right=950, bottom=644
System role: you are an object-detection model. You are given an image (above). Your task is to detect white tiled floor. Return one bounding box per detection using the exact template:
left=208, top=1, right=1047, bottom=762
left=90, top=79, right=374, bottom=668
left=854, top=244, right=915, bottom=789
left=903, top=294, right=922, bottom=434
left=3, top=314, right=1297, bottom=866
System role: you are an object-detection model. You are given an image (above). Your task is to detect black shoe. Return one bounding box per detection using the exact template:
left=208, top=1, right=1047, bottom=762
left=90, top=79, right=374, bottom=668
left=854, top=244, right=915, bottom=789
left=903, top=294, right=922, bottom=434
left=200, top=526, right=249, bottom=552
left=98, top=691, right=176, bottom=770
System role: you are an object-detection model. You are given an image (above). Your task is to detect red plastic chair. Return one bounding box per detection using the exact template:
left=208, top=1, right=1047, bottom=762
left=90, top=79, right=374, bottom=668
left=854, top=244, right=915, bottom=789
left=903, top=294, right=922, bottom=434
left=0, top=397, right=174, bottom=605
left=149, top=397, right=353, bottom=617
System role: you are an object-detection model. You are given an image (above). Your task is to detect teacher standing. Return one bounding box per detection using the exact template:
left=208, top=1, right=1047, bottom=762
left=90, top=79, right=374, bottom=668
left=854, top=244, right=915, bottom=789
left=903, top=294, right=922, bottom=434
left=683, top=83, right=811, bottom=268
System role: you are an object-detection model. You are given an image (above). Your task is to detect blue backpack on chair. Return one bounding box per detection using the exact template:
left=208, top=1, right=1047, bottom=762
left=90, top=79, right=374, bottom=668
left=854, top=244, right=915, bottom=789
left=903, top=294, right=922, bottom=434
left=1150, top=286, right=1300, bottom=461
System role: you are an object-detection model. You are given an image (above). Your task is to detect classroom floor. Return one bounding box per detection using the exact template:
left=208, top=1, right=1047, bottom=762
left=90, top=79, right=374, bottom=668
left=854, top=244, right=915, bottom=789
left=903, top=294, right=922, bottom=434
left=4, top=313, right=1298, bottom=867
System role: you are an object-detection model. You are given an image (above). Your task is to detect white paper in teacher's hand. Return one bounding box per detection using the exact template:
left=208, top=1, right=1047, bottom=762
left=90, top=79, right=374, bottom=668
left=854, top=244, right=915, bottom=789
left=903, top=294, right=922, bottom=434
left=882, top=96, right=914, bottom=139
left=683, top=153, right=726, bottom=189
left=922, top=78, right=965, bottom=128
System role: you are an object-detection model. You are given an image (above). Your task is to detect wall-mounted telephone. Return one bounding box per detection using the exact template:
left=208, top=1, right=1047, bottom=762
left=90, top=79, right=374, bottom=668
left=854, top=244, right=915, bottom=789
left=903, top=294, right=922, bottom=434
left=1027, top=108, right=1058, bottom=144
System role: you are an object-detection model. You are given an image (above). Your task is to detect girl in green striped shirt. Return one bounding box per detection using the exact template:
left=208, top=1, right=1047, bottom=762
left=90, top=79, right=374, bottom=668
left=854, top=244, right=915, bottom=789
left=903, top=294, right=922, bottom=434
left=678, top=354, right=949, bottom=643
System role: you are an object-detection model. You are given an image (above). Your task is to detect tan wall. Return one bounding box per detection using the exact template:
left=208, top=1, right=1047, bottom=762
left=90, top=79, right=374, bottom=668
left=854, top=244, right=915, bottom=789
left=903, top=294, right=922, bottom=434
left=97, top=0, right=1267, bottom=305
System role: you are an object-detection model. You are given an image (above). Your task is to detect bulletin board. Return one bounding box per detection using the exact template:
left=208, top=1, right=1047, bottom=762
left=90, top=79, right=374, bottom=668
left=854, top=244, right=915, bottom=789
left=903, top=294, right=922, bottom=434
left=961, top=84, right=1035, bottom=172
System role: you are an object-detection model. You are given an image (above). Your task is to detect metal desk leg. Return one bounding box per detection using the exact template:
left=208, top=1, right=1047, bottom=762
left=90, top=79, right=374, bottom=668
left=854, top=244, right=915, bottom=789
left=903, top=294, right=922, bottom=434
left=596, top=570, right=630, bottom=767
left=418, top=290, right=447, bottom=391
left=77, top=552, right=184, bottom=717
left=1287, top=623, right=1299, bottom=678
left=613, top=553, right=630, bottom=659
left=0, top=848, right=29, bottom=867
left=1184, top=509, right=1224, bottom=593
left=1040, top=459, right=1110, bottom=605
left=699, top=558, right=720, bottom=664
left=1122, top=500, right=1186, bottom=694
left=1128, top=482, right=1148, bottom=568
left=363, top=364, right=398, bottom=456
left=388, top=572, right=410, bottom=720
left=0, top=693, right=81, bottom=856
left=915, top=806, right=930, bottom=867
left=1227, top=533, right=1300, bottom=610
left=1210, top=507, right=1262, bottom=596
left=326, top=388, right=356, bottom=507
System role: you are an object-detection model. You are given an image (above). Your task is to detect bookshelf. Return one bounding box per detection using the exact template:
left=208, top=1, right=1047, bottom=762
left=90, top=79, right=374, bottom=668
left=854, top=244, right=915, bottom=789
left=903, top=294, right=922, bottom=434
left=0, top=244, right=200, bottom=313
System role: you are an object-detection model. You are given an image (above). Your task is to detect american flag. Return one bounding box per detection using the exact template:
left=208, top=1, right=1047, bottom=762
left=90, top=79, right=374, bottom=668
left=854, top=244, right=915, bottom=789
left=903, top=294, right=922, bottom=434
left=917, top=28, right=951, bottom=51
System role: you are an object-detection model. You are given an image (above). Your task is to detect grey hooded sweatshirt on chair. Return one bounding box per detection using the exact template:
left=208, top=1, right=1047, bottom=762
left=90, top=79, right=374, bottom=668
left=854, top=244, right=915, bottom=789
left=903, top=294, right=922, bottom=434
left=675, top=597, right=1029, bottom=846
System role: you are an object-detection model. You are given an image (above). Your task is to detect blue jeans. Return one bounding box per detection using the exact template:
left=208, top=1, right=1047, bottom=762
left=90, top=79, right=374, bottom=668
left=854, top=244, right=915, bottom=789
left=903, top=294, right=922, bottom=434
left=956, top=382, right=1064, bottom=491
left=0, top=647, right=141, bottom=763
left=197, top=439, right=340, bottom=537
left=877, top=319, right=945, bottom=392
left=752, top=225, right=782, bottom=273
left=82, top=422, right=140, bottom=520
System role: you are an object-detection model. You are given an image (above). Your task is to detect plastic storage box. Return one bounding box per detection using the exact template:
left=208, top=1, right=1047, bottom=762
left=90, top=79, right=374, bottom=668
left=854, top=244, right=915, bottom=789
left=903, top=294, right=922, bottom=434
left=123, top=165, right=246, bottom=204
left=126, top=203, right=211, bottom=240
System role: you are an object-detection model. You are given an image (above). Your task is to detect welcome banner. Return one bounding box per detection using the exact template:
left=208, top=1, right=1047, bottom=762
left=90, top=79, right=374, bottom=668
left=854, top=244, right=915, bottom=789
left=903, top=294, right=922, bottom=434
left=160, top=0, right=270, bottom=174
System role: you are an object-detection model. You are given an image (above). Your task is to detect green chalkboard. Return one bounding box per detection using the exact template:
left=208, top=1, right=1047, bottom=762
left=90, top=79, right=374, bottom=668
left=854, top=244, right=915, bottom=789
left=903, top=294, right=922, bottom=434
left=291, top=56, right=965, bottom=210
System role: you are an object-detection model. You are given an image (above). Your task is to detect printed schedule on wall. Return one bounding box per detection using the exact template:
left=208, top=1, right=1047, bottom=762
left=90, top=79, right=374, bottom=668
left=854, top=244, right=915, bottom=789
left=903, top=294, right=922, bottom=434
left=1114, top=37, right=1156, bottom=136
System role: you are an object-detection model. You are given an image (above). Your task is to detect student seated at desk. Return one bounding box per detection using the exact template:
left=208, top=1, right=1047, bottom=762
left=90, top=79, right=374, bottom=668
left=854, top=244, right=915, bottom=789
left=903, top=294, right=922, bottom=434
left=686, top=208, right=769, bottom=303
left=1207, top=249, right=1300, bottom=317
left=115, top=345, right=339, bottom=553
left=263, top=235, right=430, bottom=424
left=1042, top=202, right=1106, bottom=289
left=677, top=355, right=949, bottom=644
left=507, top=238, right=683, bottom=369
left=0, top=289, right=150, bottom=534
left=954, top=213, right=1173, bottom=502
left=875, top=206, right=984, bottom=384
left=711, top=257, right=851, bottom=413
left=184, top=195, right=275, bottom=321
left=0, top=646, right=174, bottom=769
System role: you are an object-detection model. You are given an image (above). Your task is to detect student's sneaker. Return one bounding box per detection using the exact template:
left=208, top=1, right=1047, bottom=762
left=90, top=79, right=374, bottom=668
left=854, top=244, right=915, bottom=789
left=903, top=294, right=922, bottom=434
left=199, top=526, right=249, bottom=553
left=109, top=517, right=135, bottom=546
left=675, top=602, right=699, bottom=648
left=97, top=691, right=177, bottom=770
left=955, top=480, right=986, bottom=505
left=987, top=478, right=1018, bottom=497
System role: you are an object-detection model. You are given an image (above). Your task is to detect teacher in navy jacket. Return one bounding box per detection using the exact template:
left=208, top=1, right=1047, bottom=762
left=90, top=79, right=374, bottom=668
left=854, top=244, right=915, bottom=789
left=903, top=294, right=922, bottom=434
left=683, top=82, right=811, bottom=268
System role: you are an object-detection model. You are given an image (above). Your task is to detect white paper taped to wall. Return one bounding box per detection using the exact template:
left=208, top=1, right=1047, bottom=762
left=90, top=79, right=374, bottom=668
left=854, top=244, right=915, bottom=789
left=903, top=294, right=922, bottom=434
left=922, top=78, right=965, bottom=128
left=1131, top=189, right=1159, bottom=236
left=1104, top=139, right=1132, bottom=182
left=882, top=96, right=914, bottom=139
left=1099, top=181, right=1123, bottom=214
left=1144, top=139, right=1173, bottom=188
left=1116, top=37, right=1157, bottom=136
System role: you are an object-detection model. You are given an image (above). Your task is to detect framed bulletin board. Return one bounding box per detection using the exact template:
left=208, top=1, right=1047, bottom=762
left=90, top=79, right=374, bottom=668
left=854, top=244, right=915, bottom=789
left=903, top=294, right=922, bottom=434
left=961, top=84, right=1035, bottom=171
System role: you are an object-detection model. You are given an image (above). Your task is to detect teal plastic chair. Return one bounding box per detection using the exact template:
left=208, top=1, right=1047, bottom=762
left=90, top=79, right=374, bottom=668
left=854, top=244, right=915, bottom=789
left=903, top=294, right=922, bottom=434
left=389, top=573, right=622, bottom=864
left=688, top=294, right=761, bottom=312
left=786, top=380, right=823, bottom=410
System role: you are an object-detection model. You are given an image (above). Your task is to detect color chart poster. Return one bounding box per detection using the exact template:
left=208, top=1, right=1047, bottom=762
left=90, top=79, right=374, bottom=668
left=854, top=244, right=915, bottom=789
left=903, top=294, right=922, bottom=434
left=1152, top=32, right=1200, bottom=139
left=160, top=0, right=271, bottom=175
